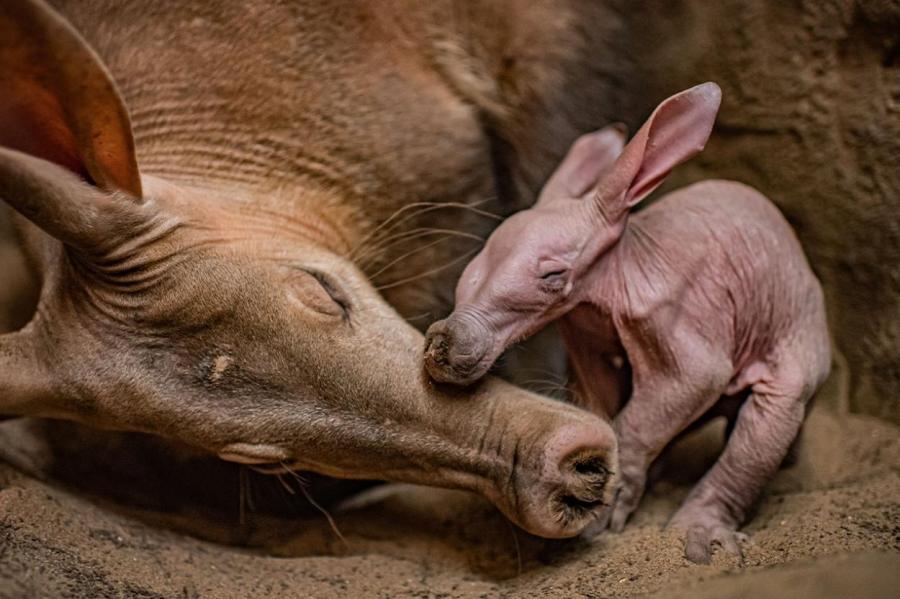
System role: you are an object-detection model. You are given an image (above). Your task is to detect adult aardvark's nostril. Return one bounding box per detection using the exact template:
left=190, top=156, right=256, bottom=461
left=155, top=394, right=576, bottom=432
left=559, top=451, right=612, bottom=513
left=536, top=422, right=618, bottom=535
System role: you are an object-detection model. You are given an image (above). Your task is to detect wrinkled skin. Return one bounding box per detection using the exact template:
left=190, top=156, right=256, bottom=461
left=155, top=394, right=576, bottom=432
left=0, top=0, right=624, bottom=538
left=425, top=84, right=832, bottom=561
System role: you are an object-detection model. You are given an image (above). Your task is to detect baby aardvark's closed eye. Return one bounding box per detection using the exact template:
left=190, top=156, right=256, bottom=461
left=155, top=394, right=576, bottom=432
left=287, top=268, right=351, bottom=319
left=538, top=265, right=569, bottom=293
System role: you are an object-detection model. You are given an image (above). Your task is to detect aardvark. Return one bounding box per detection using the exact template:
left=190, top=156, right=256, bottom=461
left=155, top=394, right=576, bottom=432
left=424, top=83, right=831, bottom=562
left=0, top=0, right=623, bottom=538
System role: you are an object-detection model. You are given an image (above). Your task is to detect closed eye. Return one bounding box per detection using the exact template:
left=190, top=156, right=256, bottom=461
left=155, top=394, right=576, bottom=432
left=541, top=269, right=567, bottom=280
left=538, top=268, right=568, bottom=293
left=298, top=268, right=352, bottom=320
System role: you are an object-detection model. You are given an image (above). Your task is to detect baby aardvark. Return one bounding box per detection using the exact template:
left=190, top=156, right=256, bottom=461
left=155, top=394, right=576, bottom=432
left=423, top=83, right=831, bottom=563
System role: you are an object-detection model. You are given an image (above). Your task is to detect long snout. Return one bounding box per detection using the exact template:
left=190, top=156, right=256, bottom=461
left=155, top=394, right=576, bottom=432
left=433, top=378, right=619, bottom=539
left=420, top=314, right=618, bottom=536
left=209, top=284, right=618, bottom=540
left=506, top=409, right=619, bottom=538
left=424, top=312, right=495, bottom=385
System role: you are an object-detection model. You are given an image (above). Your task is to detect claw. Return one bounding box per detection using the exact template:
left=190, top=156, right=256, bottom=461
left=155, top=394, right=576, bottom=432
left=581, top=511, right=608, bottom=539
left=681, top=523, right=748, bottom=565
left=590, top=504, right=613, bottom=534
left=609, top=503, right=630, bottom=532
left=684, top=526, right=713, bottom=564
left=601, top=467, right=645, bottom=533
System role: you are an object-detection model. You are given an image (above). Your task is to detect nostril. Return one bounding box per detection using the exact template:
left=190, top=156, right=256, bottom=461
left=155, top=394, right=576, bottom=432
left=545, top=423, right=616, bottom=478
left=553, top=455, right=611, bottom=527
left=426, top=328, right=484, bottom=373
left=564, top=449, right=612, bottom=500
left=572, top=454, right=610, bottom=479
left=425, top=332, right=449, bottom=361
left=540, top=422, right=617, bottom=528
left=560, top=494, right=605, bottom=512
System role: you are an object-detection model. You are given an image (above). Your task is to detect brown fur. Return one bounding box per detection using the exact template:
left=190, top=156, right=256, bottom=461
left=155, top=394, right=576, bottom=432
left=0, top=0, right=622, bottom=538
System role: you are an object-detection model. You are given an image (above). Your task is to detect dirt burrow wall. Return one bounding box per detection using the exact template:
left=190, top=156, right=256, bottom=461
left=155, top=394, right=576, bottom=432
left=609, top=0, right=899, bottom=421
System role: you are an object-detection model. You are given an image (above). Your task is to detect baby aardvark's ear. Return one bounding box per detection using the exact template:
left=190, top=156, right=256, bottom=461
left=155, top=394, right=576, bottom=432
left=594, top=82, right=722, bottom=220
left=538, top=124, right=627, bottom=203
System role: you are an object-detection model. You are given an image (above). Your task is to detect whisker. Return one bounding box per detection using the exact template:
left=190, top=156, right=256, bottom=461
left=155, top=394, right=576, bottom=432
left=404, top=311, right=437, bottom=323
left=349, top=199, right=500, bottom=262
left=348, top=203, right=437, bottom=259
left=518, top=364, right=569, bottom=379
left=356, top=227, right=484, bottom=270
left=355, top=227, right=449, bottom=270
left=348, top=203, right=451, bottom=260
left=357, top=227, right=476, bottom=268
left=517, top=378, right=568, bottom=388
left=375, top=246, right=481, bottom=291
left=368, top=234, right=470, bottom=281
left=504, top=517, right=524, bottom=576
left=534, top=388, right=572, bottom=400
left=298, top=483, right=348, bottom=549
left=276, top=472, right=296, bottom=495
left=280, top=463, right=348, bottom=549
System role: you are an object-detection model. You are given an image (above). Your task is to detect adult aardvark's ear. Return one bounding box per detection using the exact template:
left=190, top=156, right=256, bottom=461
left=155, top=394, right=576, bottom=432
left=538, top=124, right=627, bottom=203
left=0, top=0, right=146, bottom=251
left=594, top=82, right=721, bottom=220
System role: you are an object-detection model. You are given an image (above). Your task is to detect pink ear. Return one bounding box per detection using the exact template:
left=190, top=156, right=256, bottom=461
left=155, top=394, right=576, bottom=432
left=538, top=124, right=627, bottom=203
left=596, top=82, right=721, bottom=214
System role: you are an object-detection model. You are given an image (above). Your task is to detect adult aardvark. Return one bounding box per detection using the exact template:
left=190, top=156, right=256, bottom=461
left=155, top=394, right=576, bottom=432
left=0, top=0, right=624, bottom=537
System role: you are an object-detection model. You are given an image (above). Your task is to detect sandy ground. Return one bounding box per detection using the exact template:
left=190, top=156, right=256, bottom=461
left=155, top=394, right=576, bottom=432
left=0, top=404, right=897, bottom=598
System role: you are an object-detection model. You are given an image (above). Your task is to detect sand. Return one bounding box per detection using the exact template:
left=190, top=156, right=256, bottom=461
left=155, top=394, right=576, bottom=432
left=0, top=404, right=897, bottom=598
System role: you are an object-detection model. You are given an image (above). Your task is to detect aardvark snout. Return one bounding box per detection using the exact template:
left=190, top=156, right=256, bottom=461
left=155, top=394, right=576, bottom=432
left=424, top=316, right=492, bottom=385
left=513, top=417, right=618, bottom=538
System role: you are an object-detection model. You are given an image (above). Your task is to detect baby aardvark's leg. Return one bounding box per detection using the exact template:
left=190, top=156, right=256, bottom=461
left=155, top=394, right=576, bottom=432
left=559, top=320, right=628, bottom=420
left=601, top=330, right=734, bottom=535
left=669, top=357, right=813, bottom=564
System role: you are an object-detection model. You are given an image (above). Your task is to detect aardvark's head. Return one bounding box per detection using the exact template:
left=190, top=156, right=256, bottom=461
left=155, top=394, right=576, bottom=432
left=425, top=83, right=722, bottom=386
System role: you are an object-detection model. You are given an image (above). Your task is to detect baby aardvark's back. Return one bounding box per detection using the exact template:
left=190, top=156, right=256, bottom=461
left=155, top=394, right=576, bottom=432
left=617, top=179, right=830, bottom=389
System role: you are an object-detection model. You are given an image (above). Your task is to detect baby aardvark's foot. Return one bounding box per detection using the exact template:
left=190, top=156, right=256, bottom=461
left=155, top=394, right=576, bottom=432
left=587, top=448, right=648, bottom=534
left=606, top=467, right=646, bottom=533
left=668, top=507, right=749, bottom=564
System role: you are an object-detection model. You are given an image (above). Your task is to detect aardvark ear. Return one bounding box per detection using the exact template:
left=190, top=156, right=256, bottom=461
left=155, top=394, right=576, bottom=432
left=538, top=124, right=627, bottom=203
left=0, top=0, right=147, bottom=251
left=594, top=82, right=721, bottom=219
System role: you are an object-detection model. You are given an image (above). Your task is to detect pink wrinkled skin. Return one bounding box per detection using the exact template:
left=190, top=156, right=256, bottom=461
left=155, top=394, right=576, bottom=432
left=424, top=82, right=831, bottom=564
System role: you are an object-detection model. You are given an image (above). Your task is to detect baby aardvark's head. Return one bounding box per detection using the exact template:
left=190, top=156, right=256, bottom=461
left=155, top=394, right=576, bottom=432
left=424, top=83, right=722, bottom=385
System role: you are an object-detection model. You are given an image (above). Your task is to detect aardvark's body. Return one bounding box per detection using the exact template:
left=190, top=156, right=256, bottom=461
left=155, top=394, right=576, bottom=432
left=0, top=0, right=627, bottom=540
left=424, top=83, right=831, bottom=563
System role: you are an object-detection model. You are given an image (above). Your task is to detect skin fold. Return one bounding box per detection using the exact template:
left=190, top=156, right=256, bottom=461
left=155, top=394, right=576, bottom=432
left=425, top=83, right=832, bottom=562
left=0, top=0, right=629, bottom=538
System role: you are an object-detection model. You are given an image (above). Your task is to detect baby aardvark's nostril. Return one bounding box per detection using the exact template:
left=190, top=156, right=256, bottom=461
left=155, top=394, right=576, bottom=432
left=424, top=318, right=490, bottom=384
left=424, top=330, right=449, bottom=364
left=424, top=325, right=456, bottom=382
